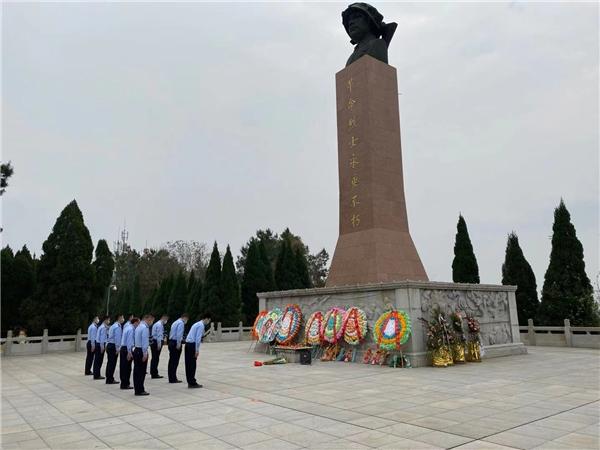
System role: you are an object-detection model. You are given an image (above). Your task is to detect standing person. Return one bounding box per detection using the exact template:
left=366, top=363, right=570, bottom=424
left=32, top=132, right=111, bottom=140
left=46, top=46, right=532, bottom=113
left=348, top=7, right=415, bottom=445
left=133, top=314, right=154, bottom=396
left=120, top=317, right=139, bottom=390
left=85, top=315, right=99, bottom=375
left=105, top=314, right=124, bottom=384
left=167, top=313, right=189, bottom=383
left=93, top=316, right=110, bottom=380
left=184, top=313, right=212, bottom=388
left=150, top=314, right=168, bottom=379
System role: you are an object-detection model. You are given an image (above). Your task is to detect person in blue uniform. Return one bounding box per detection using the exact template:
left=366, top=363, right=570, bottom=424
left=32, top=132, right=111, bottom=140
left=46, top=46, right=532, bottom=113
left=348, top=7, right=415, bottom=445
left=133, top=314, right=154, bottom=396
left=150, top=314, right=168, bottom=379
left=119, top=317, right=139, bottom=390
left=184, top=313, right=212, bottom=388
left=93, top=316, right=110, bottom=380
left=85, top=315, right=99, bottom=375
left=105, top=314, right=124, bottom=384
left=167, top=313, right=189, bottom=383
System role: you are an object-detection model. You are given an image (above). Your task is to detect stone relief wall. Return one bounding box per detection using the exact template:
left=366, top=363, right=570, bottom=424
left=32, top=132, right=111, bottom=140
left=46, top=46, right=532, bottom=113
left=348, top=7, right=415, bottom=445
left=419, top=289, right=513, bottom=346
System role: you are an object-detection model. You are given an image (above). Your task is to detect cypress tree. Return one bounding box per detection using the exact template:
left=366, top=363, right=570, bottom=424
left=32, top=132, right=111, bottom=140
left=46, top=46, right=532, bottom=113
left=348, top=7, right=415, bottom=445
left=258, top=240, right=275, bottom=291
left=1, top=246, right=15, bottom=334
left=152, top=275, right=173, bottom=315
left=220, top=245, right=241, bottom=326
left=538, top=200, right=599, bottom=326
left=167, top=271, right=188, bottom=319
left=241, top=240, right=262, bottom=324
left=275, top=235, right=301, bottom=290
left=92, top=239, right=115, bottom=310
left=130, top=274, right=142, bottom=316
left=452, top=214, right=480, bottom=284
left=201, top=242, right=222, bottom=321
left=294, top=246, right=312, bottom=288
left=502, top=232, right=539, bottom=325
left=11, top=246, right=36, bottom=329
left=31, top=200, right=95, bottom=334
left=186, top=277, right=203, bottom=324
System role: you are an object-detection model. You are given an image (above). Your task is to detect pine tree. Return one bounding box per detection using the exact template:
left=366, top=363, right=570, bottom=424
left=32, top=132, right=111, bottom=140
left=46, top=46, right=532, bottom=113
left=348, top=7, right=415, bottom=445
left=241, top=241, right=262, bottom=324
left=538, top=200, right=599, bottom=326
left=275, top=234, right=301, bottom=290
left=92, top=239, right=115, bottom=311
left=502, top=232, right=539, bottom=325
left=220, top=245, right=241, bottom=326
left=167, top=271, right=188, bottom=319
left=201, top=242, right=222, bottom=322
left=11, top=246, right=36, bottom=329
left=30, top=200, right=95, bottom=334
left=152, top=275, right=173, bottom=315
left=452, top=214, right=480, bottom=284
left=1, top=246, right=15, bottom=334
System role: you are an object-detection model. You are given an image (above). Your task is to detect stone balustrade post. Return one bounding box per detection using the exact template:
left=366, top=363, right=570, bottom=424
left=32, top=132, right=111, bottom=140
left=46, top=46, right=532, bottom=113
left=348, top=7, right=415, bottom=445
left=75, top=329, right=82, bottom=352
left=5, top=330, right=13, bottom=356
left=41, top=329, right=49, bottom=354
left=217, top=322, right=222, bottom=341
left=564, top=319, right=572, bottom=347
left=528, top=318, right=536, bottom=346
left=238, top=321, right=244, bottom=341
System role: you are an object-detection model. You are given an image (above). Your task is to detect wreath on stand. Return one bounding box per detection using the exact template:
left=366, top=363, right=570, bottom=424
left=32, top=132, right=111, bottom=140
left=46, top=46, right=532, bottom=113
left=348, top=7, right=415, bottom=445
left=373, top=309, right=412, bottom=351
left=258, top=307, right=283, bottom=344
left=304, top=311, right=324, bottom=346
left=342, top=307, right=368, bottom=346
left=275, top=304, right=302, bottom=345
left=252, top=311, right=268, bottom=340
left=322, top=307, right=346, bottom=344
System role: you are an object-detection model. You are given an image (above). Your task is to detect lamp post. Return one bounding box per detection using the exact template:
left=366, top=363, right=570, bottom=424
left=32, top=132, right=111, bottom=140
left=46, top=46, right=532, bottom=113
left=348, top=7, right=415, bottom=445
left=106, top=284, right=117, bottom=316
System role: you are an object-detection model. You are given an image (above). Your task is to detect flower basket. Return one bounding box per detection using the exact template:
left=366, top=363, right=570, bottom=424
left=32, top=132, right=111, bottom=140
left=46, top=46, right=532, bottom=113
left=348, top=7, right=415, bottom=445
left=466, top=341, right=481, bottom=362
left=452, top=343, right=466, bottom=363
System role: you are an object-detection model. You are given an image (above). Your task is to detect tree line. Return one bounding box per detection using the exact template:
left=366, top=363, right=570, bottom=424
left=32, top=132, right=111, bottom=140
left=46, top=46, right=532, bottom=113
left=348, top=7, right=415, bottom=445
left=451, top=200, right=599, bottom=326
left=1, top=200, right=329, bottom=336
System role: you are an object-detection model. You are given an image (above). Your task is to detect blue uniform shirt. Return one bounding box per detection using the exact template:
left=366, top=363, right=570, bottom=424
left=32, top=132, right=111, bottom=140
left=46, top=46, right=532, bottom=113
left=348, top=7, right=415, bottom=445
left=108, top=322, right=122, bottom=350
left=95, top=324, right=108, bottom=349
left=185, top=321, right=205, bottom=352
left=121, top=323, right=135, bottom=353
left=151, top=320, right=165, bottom=347
left=135, top=321, right=150, bottom=355
left=87, top=322, right=97, bottom=343
left=169, top=318, right=185, bottom=344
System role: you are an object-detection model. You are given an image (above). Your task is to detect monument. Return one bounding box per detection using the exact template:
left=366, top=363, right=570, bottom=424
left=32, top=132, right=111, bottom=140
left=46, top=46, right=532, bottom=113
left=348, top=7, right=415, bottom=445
left=258, top=3, right=525, bottom=366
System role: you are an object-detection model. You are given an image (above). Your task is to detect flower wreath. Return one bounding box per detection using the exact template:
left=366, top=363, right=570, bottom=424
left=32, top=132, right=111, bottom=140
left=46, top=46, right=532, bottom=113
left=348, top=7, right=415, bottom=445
left=342, top=307, right=368, bottom=345
left=305, top=311, right=324, bottom=346
left=322, top=307, right=346, bottom=344
left=374, top=309, right=412, bottom=351
left=259, top=307, right=283, bottom=343
left=275, top=304, right=303, bottom=345
left=252, top=311, right=268, bottom=340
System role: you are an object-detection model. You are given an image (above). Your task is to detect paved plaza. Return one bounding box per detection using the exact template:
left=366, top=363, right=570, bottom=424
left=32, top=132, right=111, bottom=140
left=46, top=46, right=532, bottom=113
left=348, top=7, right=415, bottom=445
left=1, top=343, right=598, bottom=450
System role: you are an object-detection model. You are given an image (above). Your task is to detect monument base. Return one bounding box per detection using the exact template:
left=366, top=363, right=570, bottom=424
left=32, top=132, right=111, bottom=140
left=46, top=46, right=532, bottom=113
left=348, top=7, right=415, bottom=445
left=258, top=281, right=526, bottom=367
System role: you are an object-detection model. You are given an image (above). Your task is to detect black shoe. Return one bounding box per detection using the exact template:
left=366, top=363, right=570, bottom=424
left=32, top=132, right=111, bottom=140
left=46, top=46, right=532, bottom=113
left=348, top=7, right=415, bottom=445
left=135, top=391, right=150, bottom=396
left=120, top=386, right=133, bottom=390
left=106, top=380, right=119, bottom=385
left=85, top=372, right=92, bottom=376
left=94, top=376, right=105, bottom=380
left=169, top=380, right=183, bottom=384
left=151, top=375, right=163, bottom=379
left=188, top=384, right=203, bottom=389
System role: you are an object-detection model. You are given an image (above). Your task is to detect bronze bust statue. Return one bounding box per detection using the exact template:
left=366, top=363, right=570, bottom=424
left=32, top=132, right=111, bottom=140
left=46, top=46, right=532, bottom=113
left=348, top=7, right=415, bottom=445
left=342, top=3, right=397, bottom=67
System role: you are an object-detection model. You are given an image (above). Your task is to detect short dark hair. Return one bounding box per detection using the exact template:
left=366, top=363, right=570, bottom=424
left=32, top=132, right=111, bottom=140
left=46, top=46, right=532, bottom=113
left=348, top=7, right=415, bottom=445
left=142, top=314, right=154, bottom=320
left=131, top=317, right=140, bottom=325
left=161, top=313, right=169, bottom=318
left=114, top=313, right=124, bottom=321
left=181, top=313, right=189, bottom=319
left=200, top=312, right=212, bottom=320
left=100, top=315, right=109, bottom=322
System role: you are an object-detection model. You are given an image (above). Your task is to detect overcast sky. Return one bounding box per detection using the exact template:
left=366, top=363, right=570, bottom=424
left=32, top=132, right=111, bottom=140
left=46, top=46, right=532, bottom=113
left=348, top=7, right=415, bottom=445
left=2, top=2, right=598, bottom=289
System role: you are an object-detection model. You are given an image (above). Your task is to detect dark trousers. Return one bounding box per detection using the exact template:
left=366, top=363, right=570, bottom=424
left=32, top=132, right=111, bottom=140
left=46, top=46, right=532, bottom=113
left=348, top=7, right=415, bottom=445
left=119, top=347, right=132, bottom=388
left=105, top=343, right=118, bottom=383
left=93, top=343, right=105, bottom=378
left=167, top=340, right=182, bottom=382
left=184, top=343, right=198, bottom=386
left=150, top=341, right=162, bottom=377
left=133, top=348, right=147, bottom=394
left=85, top=340, right=95, bottom=374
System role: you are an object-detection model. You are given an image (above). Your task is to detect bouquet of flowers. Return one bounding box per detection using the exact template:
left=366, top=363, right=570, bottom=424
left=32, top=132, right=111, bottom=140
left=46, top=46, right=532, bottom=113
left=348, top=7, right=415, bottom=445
left=466, top=315, right=481, bottom=343
left=465, top=314, right=482, bottom=362
left=449, top=310, right=466, bottom=363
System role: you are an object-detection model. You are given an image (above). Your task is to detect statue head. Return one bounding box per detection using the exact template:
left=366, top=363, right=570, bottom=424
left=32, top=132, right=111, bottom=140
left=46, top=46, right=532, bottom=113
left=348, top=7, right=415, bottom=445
left=342, top=3, right=384, bottom=45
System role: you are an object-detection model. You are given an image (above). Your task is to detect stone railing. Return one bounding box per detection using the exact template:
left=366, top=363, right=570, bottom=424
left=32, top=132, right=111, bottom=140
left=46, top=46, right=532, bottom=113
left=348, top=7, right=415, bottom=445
left=519, top=319, right=600, bottom=349
left=1, top=322, right=253, bottom=357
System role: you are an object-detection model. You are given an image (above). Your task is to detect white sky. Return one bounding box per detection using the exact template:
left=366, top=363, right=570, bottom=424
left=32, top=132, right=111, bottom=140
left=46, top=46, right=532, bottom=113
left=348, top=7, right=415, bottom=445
left=2, top=2, right=598, bottom=290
